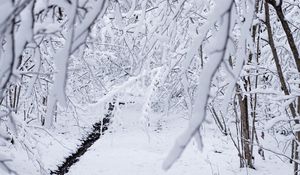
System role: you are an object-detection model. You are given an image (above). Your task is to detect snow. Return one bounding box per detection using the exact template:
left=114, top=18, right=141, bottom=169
left=14, top=0, right=34, bottom=65
left=0, top=25, right=13, bottom=97
left=64, top=100, right=291, bottom=175
left=46, top=2, right=78, bottom=127
left=0, top=95, right=292, bottom=175
left=71, top=0, right=108, bottom=52
left=163, top=0, right=236, bottom=169
left=0, top=2, right=13, bottom=27
left=0, top=0, right=298, bottom=174
left=275, top=0, right=282, bottom=6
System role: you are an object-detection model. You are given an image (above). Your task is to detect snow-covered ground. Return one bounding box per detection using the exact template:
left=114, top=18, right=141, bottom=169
left=0, top=96, right=291, bottom=175
left=66, top=101, right=291, bottom=175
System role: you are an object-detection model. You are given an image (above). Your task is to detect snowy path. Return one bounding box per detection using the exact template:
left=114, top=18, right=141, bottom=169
left=51, top=102, right=114, bottom=174
left=66, top=104, right=291, bottom=175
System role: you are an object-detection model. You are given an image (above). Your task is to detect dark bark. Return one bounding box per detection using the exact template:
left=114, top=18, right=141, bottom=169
left=267, top=0, right=300, bottom=72
left=264, top=1, right=297, bottom=118
left=237, top=85, right=254, bottom=169
left=264, top=2, right=300, bottom=174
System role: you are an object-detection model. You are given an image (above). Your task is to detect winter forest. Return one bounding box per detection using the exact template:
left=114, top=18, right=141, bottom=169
left=0, top=0, right=300, bottom=174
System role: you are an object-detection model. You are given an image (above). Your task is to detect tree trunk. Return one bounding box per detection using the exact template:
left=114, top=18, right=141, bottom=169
left=264, top=2, right=300, bottom=174
left=237, top=84, right=254, bottom=168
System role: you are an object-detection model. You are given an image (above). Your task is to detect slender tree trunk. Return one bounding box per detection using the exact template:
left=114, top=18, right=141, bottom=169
left=230, top=53, right=254, bottom=168
left=237, top=85, right=254, bottom=168
left=268, top=3, right=300, bottom=173
left=249, top=0, right=263, bottom=159
left=267, top=0, right=300, bottom=71
left=264, top=2, right=300, bottom=174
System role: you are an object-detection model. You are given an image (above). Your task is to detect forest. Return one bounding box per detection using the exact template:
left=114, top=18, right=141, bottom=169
left=0, top=0, right=300, bottom=174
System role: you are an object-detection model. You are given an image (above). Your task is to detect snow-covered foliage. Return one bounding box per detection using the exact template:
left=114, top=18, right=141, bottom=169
left=0, top=0, right=300, bottom=174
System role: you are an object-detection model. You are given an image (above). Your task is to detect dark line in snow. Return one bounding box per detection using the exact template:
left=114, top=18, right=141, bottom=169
left=50, top=101, right=116, bottom=175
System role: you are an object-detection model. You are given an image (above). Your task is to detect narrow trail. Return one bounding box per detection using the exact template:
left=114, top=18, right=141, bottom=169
left=50, top=101, right=115, bottom=175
